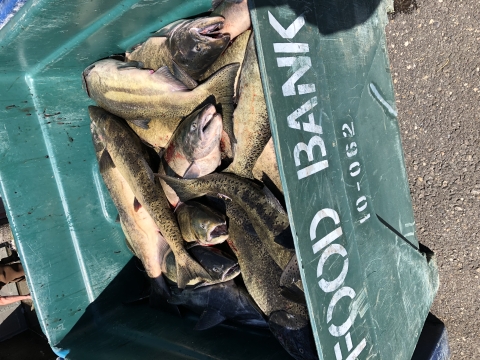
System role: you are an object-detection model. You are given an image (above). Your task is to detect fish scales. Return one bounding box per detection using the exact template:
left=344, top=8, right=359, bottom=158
left=89, top=106, right=211, bottom=289
left=159, top=172, right=293, bottom=268
left=84, top=60, right=239, bottom=149
left=226, top=202, right=307, bottom=319
left=252, top=137, right=283, bottom=194
left=126, top=37, right=172, bottom=72
left=224, top=32, right=271, bottom=178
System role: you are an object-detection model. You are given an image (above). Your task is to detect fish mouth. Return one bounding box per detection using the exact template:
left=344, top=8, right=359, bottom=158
left=198, top=22, right=227, bottom=40
left=198, top=104, right=221, bottom=138
left=194, top=17, right=229, bottom=42
left=222, top=263, right=240, bottom=281
left=207, top=223, right=229, bottom=244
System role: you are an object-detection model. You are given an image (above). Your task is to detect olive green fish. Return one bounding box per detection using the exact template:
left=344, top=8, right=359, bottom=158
left=225, top=201, right=306, bottom=317
left=127, top=17, right=230, bottom=80
left=89, top=106, right=211, bottom=289
left=158, top=104, right=222, bottom=206
left=252, top=137, right=283, bottom=194
left=224, top=32, right=271, bottom=178
left=175, top=201, right=228, bottom=246
left=158, top=172, right=293, bottom=269
left=83, top=59, right=239, bottom=149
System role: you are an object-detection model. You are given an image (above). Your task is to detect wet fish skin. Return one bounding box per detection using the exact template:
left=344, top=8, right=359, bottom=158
left=252, top=137, right=283, bottom=194
left=199, top=29, right=251, bottom=87
left=126, top=17, right=230, bottom=80
left=83, top=59, right=239, bottom=149
left=158, top=104, right=223, bottom=206
left=226, top=202, right=314, bottom=359
left=94, top=133, right=173, bottom=308
left=168, top=280, right=268, bottom=330
left=163, top=245, right=239, bottom=287
left=269, top=310, right=319, bottom=360
left=211, top=0, right=250, bottom=40
left=158, top=172, right=293, bottom=269
left=225, top=201, right=306, bottom=317
left=89, top=106, right=211, bottom=289
left=175, top=201, right=228, bottom=245
left=224, top=32, right=271, bottom=178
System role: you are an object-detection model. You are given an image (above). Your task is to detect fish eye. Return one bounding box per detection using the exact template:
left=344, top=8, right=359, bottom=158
left=195, top=44, right=201, bottom=52
left=212, top=266, right=220, bottom=272
left=200, top=223, right=206, bottom=229
left=191, top=122, right=197, bottom=130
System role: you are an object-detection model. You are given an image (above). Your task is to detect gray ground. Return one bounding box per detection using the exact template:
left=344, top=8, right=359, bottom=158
left=386, top=0, right=480, bottom=358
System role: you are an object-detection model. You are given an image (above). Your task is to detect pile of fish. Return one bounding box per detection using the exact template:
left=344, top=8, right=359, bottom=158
left=83, top=1, right=317, bottom=359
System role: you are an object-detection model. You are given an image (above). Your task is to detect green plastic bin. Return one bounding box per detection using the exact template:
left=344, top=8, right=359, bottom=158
left=0, top=0, right=438, bottom=359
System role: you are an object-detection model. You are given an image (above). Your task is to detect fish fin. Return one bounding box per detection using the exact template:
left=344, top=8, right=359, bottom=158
left=153, top=19, right=186, bottom=37
left=128, top=119, right=151, bottom=129
left=115, top=214, right=120, bottom=223
left=98, top=150, right=115, bottom=173
left=175, top=252, right=212, bottom=289
left=156, top=174, right=202, bottom=202
left=149, top=275, right=181, bottom=316
left=201, top=63, right=240, bottom=146
left=183, top=162, right=201, bottom=179
left=262, top=184, right=285, bottom=213
left=154, top=66, right=189, bottom=92
left=117, top=61, right=144, bottom=70
left=195, top=309, right=227, bottom=330
left=172, top=61, right=198, bottom=90
left=133, top=198, right=142, bottom=212
left=280, top=254, right=300, bottom=287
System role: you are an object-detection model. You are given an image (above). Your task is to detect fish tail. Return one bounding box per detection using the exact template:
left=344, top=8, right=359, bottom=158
left=156, top=174, right=204, bottom=201
left=175, top=251, right=212, bottom=289
left=202, top=63, right=240, bottom=147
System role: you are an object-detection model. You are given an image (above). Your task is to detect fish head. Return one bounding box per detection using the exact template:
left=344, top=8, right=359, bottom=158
left=169, top=17, right=230, bottom=79
left=189, top=246, right=240, bottom=282
left=188, top=202, right=228, bottom=245
left=176, top=104, right=223, bottom=161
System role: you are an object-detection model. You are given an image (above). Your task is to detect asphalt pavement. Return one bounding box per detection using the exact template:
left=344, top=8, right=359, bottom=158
left=386, top=0, right=480, bottom=358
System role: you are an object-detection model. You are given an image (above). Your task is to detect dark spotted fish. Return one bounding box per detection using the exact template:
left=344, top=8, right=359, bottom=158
left=224, top=32, right=271, bottom=177
left=158, top=172, right=293, bottom=269
left=89, top=106, right=211, bottom=289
